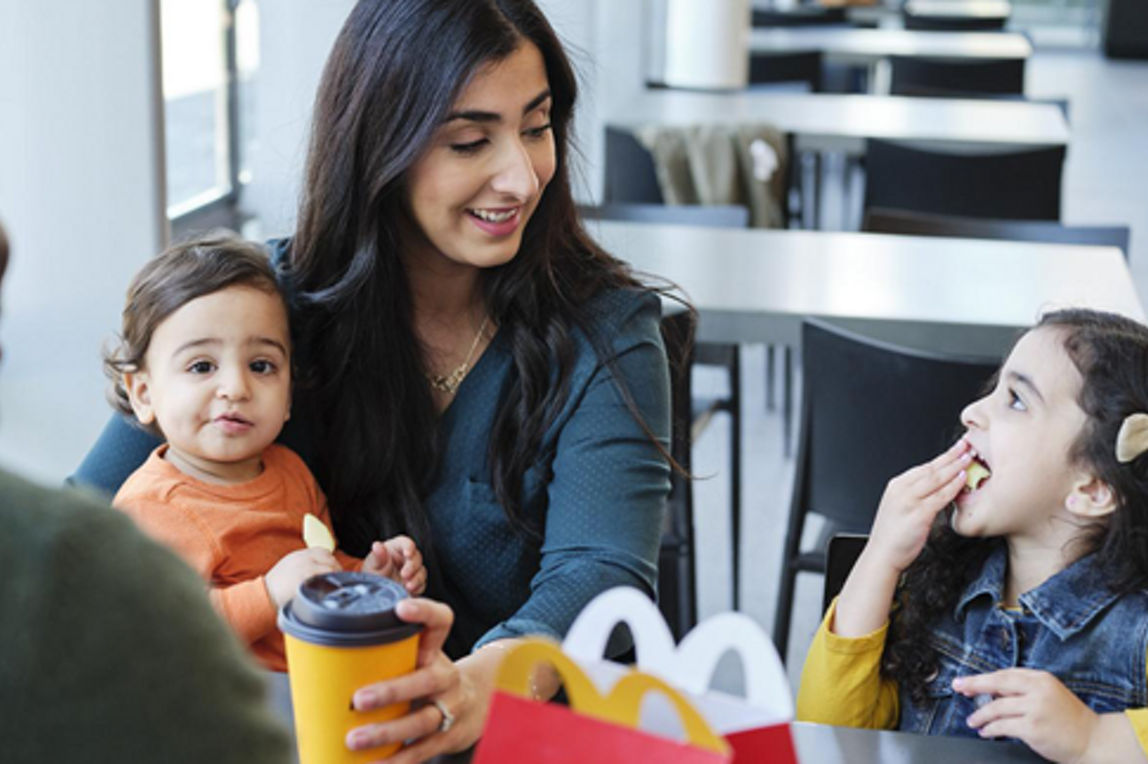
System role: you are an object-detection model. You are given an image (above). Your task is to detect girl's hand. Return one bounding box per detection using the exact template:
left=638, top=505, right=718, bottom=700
left=264, top=548, right=342, bottom=608
left=955, top=669, right=1103, bottom=763
left=866, top=438, right=972, bottom=573
left=361, top=535, right=427, bottom=595
left=345, top=598, right=488, bottom=763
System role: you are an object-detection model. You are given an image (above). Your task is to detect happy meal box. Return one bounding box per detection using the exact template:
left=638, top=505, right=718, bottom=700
left=473, top=587, right=798, bottom=763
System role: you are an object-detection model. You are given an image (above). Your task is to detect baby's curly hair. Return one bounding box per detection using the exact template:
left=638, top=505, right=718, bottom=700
left=104, top=233, right=286, bottom=434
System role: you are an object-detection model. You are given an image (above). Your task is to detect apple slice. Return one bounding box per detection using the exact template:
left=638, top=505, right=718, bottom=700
left=302, top=513, right=336, bottom=552
left=966, top=461, right=991, bottom=491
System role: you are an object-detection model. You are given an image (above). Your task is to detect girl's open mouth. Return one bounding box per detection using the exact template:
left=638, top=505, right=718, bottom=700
left=964, top=452, right=992, bottom=493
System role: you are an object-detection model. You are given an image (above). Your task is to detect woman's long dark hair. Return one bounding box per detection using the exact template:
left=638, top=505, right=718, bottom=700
left=287, top=0, right=673, bottom=555
left=884, top=309, right=1148, bottom=704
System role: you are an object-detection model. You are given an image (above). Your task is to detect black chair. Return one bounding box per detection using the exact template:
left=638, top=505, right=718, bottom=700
left=583, top=202, right=746, bottom=609
left=889, top=56, right=1025, bottom=97
left=752, top=7, right=848, bottom=27
left=902, top=11, right=1007, bottom=31
left=822, top=533, right=868, bottom=614
left=863, top=207, right=1132, bottom=260
left=863, top=139, right=1066, bottom=221
left=749, top=50, right=824, bottom=93
left=773, top=320, right=998, bottom=662
left=603, top=127, right=664, bottom=205
left=659, top=309, right=699, bottom=639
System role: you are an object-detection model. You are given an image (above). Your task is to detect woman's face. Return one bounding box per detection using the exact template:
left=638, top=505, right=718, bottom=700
left=402, top=41, right=556, bottom=271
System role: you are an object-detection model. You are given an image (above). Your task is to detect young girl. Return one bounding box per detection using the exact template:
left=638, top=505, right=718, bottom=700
left=798, top=309, right=1148, bottom=763
left=106, top=235, right=427, bottom=672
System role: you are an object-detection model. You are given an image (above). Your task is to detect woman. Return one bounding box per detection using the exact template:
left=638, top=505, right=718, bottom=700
left=76, top=0, right=673, bottom=760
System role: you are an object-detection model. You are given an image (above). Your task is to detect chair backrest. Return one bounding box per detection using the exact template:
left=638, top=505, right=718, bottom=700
left=659, top=309, right=698, bottom=640
left=863, top=207, right=1132, bottom=260
left=604, top=126, right=664, bottom=204
left=749, top=50, right=824, bottom=92
left=863, top=139, right=1065, bottom=221
left=889, top=56, right=1025, bottom=97
left=580, top=202, right=751, bottom=230
left=795, top=320, right=999, bottom=533
left=823, top=533, right=869, bottom=613
left=902, top=12, right=1007, bottom=31
left=752, top=7, right=848, bottom=27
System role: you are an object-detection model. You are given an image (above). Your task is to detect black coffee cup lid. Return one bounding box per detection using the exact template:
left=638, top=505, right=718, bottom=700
left=278, top=571, right=421, bottom=647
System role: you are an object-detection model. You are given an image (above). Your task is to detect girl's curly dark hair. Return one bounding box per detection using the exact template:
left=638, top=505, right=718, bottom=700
left=882, top=308, right=1148, bottom=705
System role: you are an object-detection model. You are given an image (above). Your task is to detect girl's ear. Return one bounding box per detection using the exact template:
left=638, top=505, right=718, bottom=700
left=123, top=370, right=156, bottom=426
left=1065, top=475, right=1118, bottom=519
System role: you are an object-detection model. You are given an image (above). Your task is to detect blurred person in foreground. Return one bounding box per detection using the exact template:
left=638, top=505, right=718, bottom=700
left=0, top=217, right=293, bottom=763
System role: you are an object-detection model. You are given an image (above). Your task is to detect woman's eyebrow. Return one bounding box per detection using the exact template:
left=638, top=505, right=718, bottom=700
left=444, top=89, right=552, bottom=124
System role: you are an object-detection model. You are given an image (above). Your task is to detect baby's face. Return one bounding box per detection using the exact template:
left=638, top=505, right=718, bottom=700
left=126, top=285, right=291, bottom=484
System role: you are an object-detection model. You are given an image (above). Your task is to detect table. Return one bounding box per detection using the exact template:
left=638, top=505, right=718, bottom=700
left=791, top=721, right=1044, bottom=762
left=587, top=220, right=1144, bottom=355
left=750, top=26, right=1030, bottom=67
left=608, top=89, right=1068, bottom=156
left=266, top=670, right=1042, bottom=763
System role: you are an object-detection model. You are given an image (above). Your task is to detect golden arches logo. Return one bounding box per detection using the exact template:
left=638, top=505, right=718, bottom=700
left=494, top=639, right=730, bottom=755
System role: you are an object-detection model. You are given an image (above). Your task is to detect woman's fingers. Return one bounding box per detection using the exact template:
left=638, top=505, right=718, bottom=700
left=396, top=598, right=454, bottom=661
left=352, top=659, right=453, bottom=711
left=346, top=701, right=443, bottom=753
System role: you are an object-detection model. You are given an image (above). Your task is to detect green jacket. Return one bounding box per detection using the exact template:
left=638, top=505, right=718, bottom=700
left=0, top=467, right=292, bottom=763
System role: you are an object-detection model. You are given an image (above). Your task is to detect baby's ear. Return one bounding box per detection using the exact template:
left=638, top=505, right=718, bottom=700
left=1065, top=475, right=1117, bottom=519
left=122, top=370, right=156, bottom=426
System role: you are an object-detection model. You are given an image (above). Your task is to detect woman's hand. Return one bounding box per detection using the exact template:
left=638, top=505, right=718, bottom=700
left=866, top=438, right=971, bottom=573
left=345, top=598, right=495, bottom=763
left=954, top=668, right=1117, bottom=763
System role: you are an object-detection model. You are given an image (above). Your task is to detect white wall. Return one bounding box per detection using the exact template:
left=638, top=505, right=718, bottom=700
left=245, top=0, right=356, bottom=239
left=0, top=0, right=166, bottom=483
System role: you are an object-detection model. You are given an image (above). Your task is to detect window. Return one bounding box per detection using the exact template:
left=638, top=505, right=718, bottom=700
left=160, top=0, right=259, bottom=234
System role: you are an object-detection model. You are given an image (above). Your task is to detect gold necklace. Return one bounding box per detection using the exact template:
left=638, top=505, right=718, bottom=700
left=426, top=315, right=490, bottom=395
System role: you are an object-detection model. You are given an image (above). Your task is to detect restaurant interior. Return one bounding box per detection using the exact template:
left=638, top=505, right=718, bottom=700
left=2, top=0, right=1147, bottom=754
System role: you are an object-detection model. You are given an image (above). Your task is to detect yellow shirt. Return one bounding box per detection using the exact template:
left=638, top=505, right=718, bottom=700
left=797, top=599, right=1148, bottom=754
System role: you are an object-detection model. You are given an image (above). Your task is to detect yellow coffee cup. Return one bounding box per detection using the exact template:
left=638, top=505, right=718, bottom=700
left=279, top=572, right=422, bottom=763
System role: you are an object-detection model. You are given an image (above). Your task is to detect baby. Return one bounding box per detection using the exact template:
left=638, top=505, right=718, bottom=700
left=107, top=234, right=426, bottom=671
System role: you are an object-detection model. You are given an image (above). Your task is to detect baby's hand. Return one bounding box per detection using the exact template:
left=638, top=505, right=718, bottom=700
left=362, top=535, right=426, bottom=595
left=867, top=438, right=971, bottom=573
left=265, top=548, right=341, bottom=608
left=955, top=669, right=1099, bottom=763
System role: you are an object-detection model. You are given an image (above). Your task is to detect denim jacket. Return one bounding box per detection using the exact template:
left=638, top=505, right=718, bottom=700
left=899, top=543, right=1148, bottom=736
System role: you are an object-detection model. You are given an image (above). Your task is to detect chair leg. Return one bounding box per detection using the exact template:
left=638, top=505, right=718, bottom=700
left=782, top=346, right=794, bottom=457
left=730, top=347, right=742, bottom=611
left=765, top=345, right=776, bottom=412
left=809, top=152, right=822, bottom=230
left=773, top=560, right=797, bottom=665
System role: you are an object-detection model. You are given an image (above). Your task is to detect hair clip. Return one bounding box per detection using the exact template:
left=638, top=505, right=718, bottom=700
left=1116, top=413, right=1148, bottom=463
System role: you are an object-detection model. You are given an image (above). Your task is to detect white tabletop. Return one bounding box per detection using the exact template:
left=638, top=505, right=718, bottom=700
left=905, top=0, right=1012, bottom=20
left=589, top=220, right=1144, bottom=354
left=750, top=27, right=1030, bottom=65
left=609, top=90, right=1068, bottom=154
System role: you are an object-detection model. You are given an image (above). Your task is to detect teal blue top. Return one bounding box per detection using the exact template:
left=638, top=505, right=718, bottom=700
left=425, top=288, right=671, bottom=655
left=73, top=287, right=671, bottom=658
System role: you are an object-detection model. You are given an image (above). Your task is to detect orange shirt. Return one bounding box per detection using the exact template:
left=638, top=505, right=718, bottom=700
left=113, top=443, right=358, bottom=671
